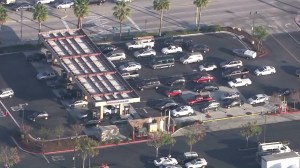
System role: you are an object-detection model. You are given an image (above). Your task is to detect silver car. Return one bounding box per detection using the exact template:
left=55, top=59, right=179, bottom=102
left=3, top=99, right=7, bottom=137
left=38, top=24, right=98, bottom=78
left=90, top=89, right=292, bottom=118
left=133, top=48, right=156, bottom=58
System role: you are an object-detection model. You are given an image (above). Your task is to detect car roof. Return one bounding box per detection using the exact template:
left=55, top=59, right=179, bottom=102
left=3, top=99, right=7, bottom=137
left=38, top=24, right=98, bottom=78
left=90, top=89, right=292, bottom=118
left=256, top=94, right=267, bottom=97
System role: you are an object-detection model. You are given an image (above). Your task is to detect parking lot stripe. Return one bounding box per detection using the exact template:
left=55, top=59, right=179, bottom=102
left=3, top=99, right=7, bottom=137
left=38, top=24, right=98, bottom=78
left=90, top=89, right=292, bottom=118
left=127, top=16, right=141, bottom=31
left=61, top=19, right=70, bottom=29
left=0, top=101, right=20, bottom=128
left=42, top=154, right=50, bottom=163
left=143, top=108, right=148, bottom=113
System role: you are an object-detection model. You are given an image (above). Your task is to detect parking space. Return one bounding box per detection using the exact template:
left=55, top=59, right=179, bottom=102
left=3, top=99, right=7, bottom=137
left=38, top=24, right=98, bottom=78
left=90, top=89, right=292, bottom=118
left=99, top=33, right=300, bottom=120
left=0, top=52, right=75, bottom=136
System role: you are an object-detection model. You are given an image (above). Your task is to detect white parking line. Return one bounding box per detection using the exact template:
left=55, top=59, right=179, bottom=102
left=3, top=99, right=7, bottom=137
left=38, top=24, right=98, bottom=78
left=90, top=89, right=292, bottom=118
left=43, top=154, right=50, bottom=163
left=127, top=16, right=141, bottom=31
left=0, top=101, right=20, bottom=128
left=61, top=19, right=69, bottom=29
left=143, top=108, right=148, bottom=113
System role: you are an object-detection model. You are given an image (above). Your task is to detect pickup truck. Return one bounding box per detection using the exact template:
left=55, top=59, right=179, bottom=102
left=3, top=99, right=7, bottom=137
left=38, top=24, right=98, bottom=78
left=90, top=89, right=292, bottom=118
left=228, top=78, right=252, bottom=88
left=222, top=67, right=249, bottom=79
left=120, top=70, right=139, bottom=80
left=126, top=40, right=155, bottom=50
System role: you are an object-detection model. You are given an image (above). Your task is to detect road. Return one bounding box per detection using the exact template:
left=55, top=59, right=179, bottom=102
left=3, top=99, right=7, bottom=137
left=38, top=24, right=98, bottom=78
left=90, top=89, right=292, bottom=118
left=1, top=0, right=299, bottom=45
left=8, top=120, right=300, bottom=168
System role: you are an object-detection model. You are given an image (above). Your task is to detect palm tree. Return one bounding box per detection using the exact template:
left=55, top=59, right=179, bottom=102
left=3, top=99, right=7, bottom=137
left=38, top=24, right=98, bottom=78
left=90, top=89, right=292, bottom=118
left=253, top=26, right=268, bottom=52
left=32, top=3, right=48, bottom=32
left=76, top=137, right=98, bottom=168
left=193, top=0, right=209, bottom=31
left=73, top=0, right=89, bottom=29
left=0, top=5, right=8, bottom=30
left=153, top=0, right=170, bottom=36
left=112, top=1, right=131, bottom=38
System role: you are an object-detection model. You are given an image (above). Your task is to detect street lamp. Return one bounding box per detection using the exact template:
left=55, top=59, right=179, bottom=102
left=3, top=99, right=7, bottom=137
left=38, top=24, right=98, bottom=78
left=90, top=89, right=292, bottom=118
left=19, top=103, right=28, bottom=129
left=249, top=11, right=258, bottom=43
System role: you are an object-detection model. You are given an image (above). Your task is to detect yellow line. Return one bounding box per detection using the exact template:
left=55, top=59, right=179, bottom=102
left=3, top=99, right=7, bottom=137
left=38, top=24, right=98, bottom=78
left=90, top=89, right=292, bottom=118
left=202, top=113, right=260, bottom=123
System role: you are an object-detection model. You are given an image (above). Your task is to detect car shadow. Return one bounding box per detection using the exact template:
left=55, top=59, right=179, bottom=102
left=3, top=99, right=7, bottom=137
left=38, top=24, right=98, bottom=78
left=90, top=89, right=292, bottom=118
left=219, top=47, right=233, bottom=55
left=281, top=65, right=298, bottom=77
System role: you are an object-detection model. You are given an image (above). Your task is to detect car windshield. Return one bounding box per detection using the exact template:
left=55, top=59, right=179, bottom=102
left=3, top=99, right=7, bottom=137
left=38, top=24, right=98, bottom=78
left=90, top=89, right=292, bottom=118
left=252, top=96, right=258, bottom=100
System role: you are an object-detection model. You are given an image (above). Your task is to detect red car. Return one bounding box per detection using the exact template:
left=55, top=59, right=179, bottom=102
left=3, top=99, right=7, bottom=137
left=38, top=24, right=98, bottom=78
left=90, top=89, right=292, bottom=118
left=187, top=95, right=214, bottom=105
left=192, top=73, right=214, bottom=83
left=165, top=88, right=182, bottom=97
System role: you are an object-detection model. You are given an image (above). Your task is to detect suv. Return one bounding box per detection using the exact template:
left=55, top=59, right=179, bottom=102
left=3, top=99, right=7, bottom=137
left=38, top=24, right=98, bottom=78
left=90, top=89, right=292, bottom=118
left=179, top=52, right=203, bottom=64
left=136, top=78, right=161, bottom=91
left=220, top=59, right=243, bottom=69
left=183, top=40, right=210, bottom=53
left=163, top=37, right=184, bottom=46
left=199, top=101, right=220, bottom=112
left=150, top=56, right=175, bottom=69
left=0, top=88, right=14, bottom=99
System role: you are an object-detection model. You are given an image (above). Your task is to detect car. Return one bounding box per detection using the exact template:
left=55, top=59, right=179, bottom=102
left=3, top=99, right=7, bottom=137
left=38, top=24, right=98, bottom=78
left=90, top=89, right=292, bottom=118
left=26, top=53, right=45, bottom=62
left=179, top=52, right=203, bottom=64
left=133, top=48, right=156, bottom=58
left=178, top=152, right=199, bottom=164
left=221, top=67, right=249, bottom=79
left=120, top=70, right=139, bottom=80
left=199, top=101, right=220, bottom=112
left=105, top=50, right=126, bottom=61
left=84, top=119, right=101, bottom=128
left=166, top=77, right=186, bottom=86
left=295, top=69, right=300, bottom=77
left=227, top=78, right=252, bottom=88
left=0, top=88, right=14, bottom=99
left=199, top=62, right=217, bottom=71
left=36, top=71, right=57, bottom=80
left=159, top=165, right=182, bottom=168
left=194, top=83, right=219, bottom=93
left=248, top=94, right=269, bottom=105
left=165, top=88, right=182, bottom=97
left=55, top=1, right=74, bottom=9
left=35, top=0, right=55, bottom=4
left=183, top=40, right=209, bottom=53
left=187, top=95, right=214, bottom=105
left=161, top=45, right=183, bottom=54
left=136, top=78, right=161, bottom=91
left=119, top=62, right=142, bottom=71
left=98, top=44, right=117, bottom=55
left=58, top=90, right=73, bottom=100
left=223, top=98, right=243, bottom=108
left=154, top=100, right=178, bottom=112
left=114, top=0, right=132, bottom=3
left=221, top=92, right=240, bottom=100
left=220, top=59, right=243, bottom=69
left=185, top=158, right=208, bottom=168
left=233, top=49, right=257, bottom=59
left=88, top=0, right=106, bottom=5
left=104, top=105, right=116, bottom=116
left=154, top=156, right=178, bottom=166
left=192, top=73, right=214, bottom=83
left=12, top=3, right=33, bottom=11
left=27, top=111, right=49, bottom=122
left=254, top=66, right=276, bottom=76
left=69, top=100, right=88, bottom=108
left=48, top=78, right=70, bottom=88
left=278, top=88, right=293, bottom=97
left=163, top=37, right=184, bottom=46
left=171, top=105, right=194, bottom=117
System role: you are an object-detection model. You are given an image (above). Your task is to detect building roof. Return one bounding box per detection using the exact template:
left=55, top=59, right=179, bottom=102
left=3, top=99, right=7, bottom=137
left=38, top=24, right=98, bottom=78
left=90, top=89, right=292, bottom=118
left=39, top=29, right=140, bottom=106
left=262, top=152, right=300, bottom=162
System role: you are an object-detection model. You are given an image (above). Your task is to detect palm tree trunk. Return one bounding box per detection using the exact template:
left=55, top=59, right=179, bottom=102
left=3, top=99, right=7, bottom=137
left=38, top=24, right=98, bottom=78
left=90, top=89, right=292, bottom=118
left=89, top=157, right=90, bottom=168
left=189, top=145, right=193, bottom=152
left=195, top=7, right=199, bottom=28
left=82, top=158, right=85, bottom=168
left=159, top=10, right=163, bottom=36
left=197, top=7, right=202, bottom=31
left=155, top=148, right=159, bottom=158
left=77, top=17, right=80, bottom=29
left=168, top=144, right=172, bottom=155
left=246, top=137, right=249, bottom=147
left=39, top=22, right=41, bottom=33
left=119, top=21, right=122, bottom=38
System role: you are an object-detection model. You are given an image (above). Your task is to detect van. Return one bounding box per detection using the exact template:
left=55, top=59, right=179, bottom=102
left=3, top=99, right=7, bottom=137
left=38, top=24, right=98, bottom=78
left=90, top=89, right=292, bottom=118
left=0, top=88, right=14, bottom=99
left=179, top=52, right=203, bottom=64
left=150, top=56, right=175, bottom=69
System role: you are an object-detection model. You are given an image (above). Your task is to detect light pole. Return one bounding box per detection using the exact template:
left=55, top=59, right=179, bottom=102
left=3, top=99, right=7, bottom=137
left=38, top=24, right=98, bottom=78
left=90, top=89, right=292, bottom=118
left=20, top=10, right=23, bottom=41
left=249, top=11, right=258, bottom=43
left=260, top=112, right=267, bottom=143
left=19, top=103, right=28, bottom=129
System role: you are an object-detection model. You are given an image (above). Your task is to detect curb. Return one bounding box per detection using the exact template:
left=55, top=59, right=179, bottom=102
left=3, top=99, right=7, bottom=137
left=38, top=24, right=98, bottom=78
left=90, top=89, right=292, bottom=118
left=202, top=112, right=261, bottom=123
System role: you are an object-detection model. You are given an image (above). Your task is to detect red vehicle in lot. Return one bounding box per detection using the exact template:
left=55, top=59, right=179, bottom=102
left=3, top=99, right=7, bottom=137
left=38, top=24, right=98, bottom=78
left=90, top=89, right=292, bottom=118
left=192, top=73, right=214, bottom=83
left=165, top=88, right=182, bottom=97
left=187, top=94, right=214, bottom=105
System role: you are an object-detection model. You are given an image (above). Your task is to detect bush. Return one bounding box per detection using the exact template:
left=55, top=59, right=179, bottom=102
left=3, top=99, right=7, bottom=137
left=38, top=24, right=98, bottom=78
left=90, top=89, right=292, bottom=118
left=200, top=25, right=223, bottom=33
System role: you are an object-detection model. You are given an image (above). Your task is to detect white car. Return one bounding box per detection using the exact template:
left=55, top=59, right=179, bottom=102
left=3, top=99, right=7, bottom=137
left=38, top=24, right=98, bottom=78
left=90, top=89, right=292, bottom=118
left=35, top=0, right=55, bottom=4
left=185, top=158, right=208, bottom=168
left=221, top=92, right=240, bottom=100
left=228, top=78, right=252, bottom=88
left=220, top=59, right=243, bottom=69
left=199, top=63, right=217, bottom=71
left=248, top=94, right=269, bottom=105
left=119, top=62, right=142, bottom=71
left=171, top=105, right=194, bottom=117
left=0, top=88, right=14, bottom=99
left=69, top=100, right=88, bottom=108
left=37, top=71, right=57, bottom=80
left=154, top=157, right=178, bottom=166
left=55, top=1, right=74, bottom=9
left=133, top=48, right=156, bottom=58
left=161, top=45, right=183, bottom=54
left=254, top=66, right=276, bottom=76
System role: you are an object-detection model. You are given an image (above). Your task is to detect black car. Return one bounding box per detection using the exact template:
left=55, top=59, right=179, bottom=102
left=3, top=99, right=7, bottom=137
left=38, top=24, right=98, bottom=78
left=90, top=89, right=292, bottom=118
left=27, top=111, right=49, bottom=122
left=88, top=0, right=106, bottom=5
left=26, top=53, right=45, bottom=62
left=58, top=90, right=73, bottom=100
left=278, top=88, right=293, bottom=97
left=166, top=76, right=186, bottom=86
left=222, top=67, right=249, bottom=79
left=98, top=44, right=117, bottom=54
left=183, top=40, right=209, bottom=53
left=48, top=78, right=70, bottom=88
left=223, top=98, right=243, bottom=108
left=12, top=2, right=33, bottom=11
left=84, top=120, right=101, bottom=127
left=136, top=78, right=161, bottom=91
left=154, top=100, right=178, bottom=112
left=194, top=83, right=219, bottom=93
left=163, top=37, right=184, bottom=46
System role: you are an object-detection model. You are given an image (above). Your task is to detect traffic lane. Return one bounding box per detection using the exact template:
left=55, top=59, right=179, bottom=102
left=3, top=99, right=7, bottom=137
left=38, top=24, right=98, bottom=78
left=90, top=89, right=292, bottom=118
left=0, top=53, right=71, bottom=135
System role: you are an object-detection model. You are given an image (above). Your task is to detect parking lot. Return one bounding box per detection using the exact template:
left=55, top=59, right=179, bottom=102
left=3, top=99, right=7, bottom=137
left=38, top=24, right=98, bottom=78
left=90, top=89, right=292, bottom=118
left=104, top=32, right=300, bottom=121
